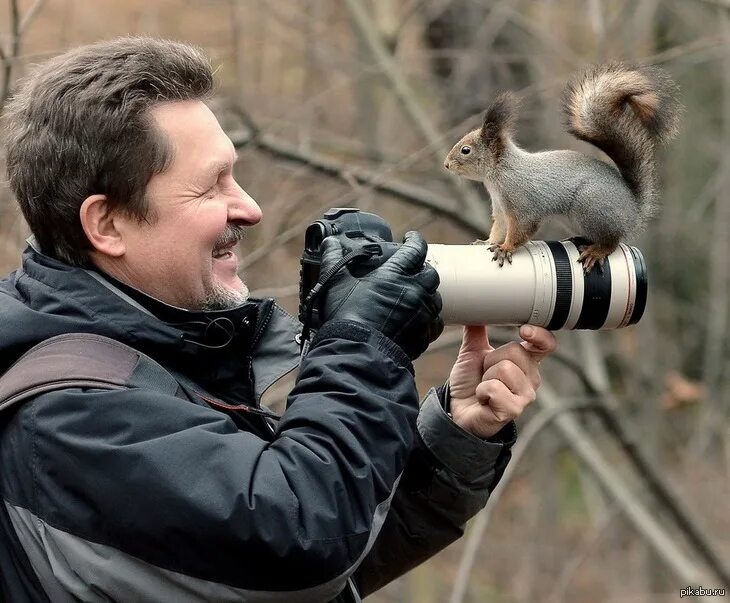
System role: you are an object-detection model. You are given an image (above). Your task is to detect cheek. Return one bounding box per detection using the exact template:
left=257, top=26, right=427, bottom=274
left=189, top=203, right=230, bottom=249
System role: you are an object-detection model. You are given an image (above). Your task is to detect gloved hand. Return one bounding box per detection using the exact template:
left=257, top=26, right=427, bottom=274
left=318, top=231, right=444, bottom=360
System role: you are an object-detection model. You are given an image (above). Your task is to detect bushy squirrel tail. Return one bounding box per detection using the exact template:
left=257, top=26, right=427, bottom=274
left=562, top=63, right=680, bottom=220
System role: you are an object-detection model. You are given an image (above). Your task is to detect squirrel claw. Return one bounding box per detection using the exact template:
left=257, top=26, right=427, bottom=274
left=578, top=245, right=608, bottom=274
left=490, top=245, right=513, bottom=267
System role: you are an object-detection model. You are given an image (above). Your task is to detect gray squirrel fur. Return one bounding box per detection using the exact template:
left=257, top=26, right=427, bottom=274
left=443, top=63, right=680, bottom=271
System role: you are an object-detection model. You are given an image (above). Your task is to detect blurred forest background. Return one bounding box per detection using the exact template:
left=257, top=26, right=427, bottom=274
left=1, top=0, right=729, bottom=601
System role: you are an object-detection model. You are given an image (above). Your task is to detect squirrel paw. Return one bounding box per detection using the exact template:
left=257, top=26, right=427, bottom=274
left=577, top=244, right=609, bottom=274
left=488, top=244, right=514, bottom=267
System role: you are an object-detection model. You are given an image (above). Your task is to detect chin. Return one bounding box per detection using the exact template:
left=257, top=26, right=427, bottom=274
left=202, top=281, right=250, bottom=311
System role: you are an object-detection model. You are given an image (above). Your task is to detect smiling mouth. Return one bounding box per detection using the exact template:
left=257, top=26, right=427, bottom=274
left=212, top=225, right=246, bottom=259
left=212, top=243, right=236, bottom=259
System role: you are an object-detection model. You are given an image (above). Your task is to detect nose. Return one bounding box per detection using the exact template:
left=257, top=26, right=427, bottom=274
left=444, top=160, right=450, bottom=170
left=229, top=185, right=263, bottom=225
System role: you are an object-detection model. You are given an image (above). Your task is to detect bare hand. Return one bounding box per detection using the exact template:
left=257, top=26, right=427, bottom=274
left=448, top=325, right=557, bottom=439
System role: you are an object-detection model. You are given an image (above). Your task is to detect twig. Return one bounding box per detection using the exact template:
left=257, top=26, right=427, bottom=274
left=693, top=0, right=730, bottom=9
left=229, top=128, right=487, bottom=236
left=690, top=5, right=730, bottom=460
left=546, top=504, right=622, bottom=603
left=537, top=385, right=710, bottom=583
left=341, top=0, right=485, bottom=221
left=449, top=402, right=603, bottom=603
left=0, top=0, right=20, bottom=111
left=0, top=0, right=45, bottom=112
left=18, top=0, right=45, bottom=35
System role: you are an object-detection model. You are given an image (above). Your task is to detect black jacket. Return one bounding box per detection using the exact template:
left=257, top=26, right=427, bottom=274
left=0, top=243, right=515, bottom=602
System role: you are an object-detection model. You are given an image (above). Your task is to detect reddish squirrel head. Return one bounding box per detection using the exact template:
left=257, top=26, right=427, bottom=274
left=444, top=92, right=519, bottom=181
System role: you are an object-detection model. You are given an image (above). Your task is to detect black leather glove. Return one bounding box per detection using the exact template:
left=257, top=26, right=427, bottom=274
left=318, top=231, right=444, bottom=360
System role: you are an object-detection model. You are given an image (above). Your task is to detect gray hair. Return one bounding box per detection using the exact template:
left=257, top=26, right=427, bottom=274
left=3, top=36, right=214, bottom=266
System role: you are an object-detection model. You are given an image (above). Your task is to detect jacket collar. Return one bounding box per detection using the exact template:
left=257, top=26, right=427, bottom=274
left=11, top=240, right=301, bottom=404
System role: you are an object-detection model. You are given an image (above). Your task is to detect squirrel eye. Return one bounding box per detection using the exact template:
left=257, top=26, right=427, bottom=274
left=460, top=146, right=471, bottom=155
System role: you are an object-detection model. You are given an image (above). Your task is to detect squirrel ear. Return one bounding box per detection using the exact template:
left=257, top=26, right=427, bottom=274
left=481, top=92, right=519, bottom=140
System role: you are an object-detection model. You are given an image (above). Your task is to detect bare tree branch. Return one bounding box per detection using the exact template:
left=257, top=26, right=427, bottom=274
left=575, top=335, right=730, bottom=588
left=693, top=0, right=730, bottom=9
left=0, top=0, right=46, bottom=112
left=531, top=386, right=711, bottom=583
left=229, top=128, right=488, bottom=236
left=546, top=504, right=622, bottom=603
left=18, top=0, right=45, bottom=35
left=0, top=0, right=20, bottom=111
left=342, top=0, right=486, bottom=222
left=691, top=5, right=730, bottom=459
left=449, top=402, right=604, bottom=603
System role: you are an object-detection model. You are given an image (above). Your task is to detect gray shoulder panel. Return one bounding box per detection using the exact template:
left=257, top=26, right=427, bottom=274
left=6, top=492, right=397, bottom=603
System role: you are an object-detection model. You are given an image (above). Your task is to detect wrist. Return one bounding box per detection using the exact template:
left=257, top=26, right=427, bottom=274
left=312, top=319, right=413, bottom=373
left=446, top=388, right=518, bottom=442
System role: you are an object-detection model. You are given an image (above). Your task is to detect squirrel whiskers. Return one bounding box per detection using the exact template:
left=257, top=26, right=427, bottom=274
left=444, top=63, right=680, bottom=272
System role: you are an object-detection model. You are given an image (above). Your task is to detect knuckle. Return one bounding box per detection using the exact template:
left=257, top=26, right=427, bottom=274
left=505, top=341, right=523, bottom=356
left=477, top=379, right=498, bottom=398
left=496, top=360, right=520, bottom=381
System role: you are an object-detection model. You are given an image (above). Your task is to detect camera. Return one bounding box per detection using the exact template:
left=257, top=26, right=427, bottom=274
left=299, top=208, right=647, bottom=331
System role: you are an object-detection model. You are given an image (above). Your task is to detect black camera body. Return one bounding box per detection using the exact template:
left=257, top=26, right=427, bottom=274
left=298, top=208, right=398, bottom=329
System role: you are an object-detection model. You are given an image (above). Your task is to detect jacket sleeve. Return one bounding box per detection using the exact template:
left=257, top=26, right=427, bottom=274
left=0, top=320, right=421, bottom=601
left=353, top=386, right=516, bottom=597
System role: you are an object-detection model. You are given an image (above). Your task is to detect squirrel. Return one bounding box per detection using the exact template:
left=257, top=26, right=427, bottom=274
left=443, top=63, right=680, bottom=272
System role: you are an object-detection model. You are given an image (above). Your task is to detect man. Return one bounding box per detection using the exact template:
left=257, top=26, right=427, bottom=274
left=0, top=37, right=556, bottom=602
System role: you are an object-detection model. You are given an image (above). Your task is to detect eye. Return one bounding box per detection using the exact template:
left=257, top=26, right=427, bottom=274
left=460, top=146, right=471, bottom=155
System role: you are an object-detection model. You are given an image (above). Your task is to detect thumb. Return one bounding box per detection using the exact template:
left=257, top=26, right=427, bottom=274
left=458, top=325, right=493, bottom=355
left=320, top=236, right=344, bottom=273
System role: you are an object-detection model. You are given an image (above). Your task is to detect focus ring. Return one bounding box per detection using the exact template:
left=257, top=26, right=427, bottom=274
left=546, top=242, right=572, bottom=330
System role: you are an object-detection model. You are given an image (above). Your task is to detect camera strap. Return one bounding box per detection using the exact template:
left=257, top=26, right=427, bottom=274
left=299, top=246, right=379, bottom=352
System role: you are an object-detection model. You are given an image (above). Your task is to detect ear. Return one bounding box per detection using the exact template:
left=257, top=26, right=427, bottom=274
left=480, top=92, right=519, bottom=140
left=79, top=194, right=126, bottom=258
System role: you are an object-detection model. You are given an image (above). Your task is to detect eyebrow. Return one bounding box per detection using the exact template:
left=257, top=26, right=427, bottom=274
left=200, top=145, right=238, bottom=183
left=204, top=157, right=235, bottom=181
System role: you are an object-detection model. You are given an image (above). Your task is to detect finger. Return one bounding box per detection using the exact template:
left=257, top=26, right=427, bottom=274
left=474, top=380, right=527, bottom=423
left=459, top=325, right=493, bottom=355
left=519, top=325, right=558, bottom=362
left=319, top=236, right=344, bottom=272
left=416, top=264, right=440, bottom=294
left=483, top=359, right=536, bottom=399
left=428, top=291, right=443, bottom=317
left=428, top=314, right=445, bottom=343
left=482, top=341, right=539, bottom=388
left=386, top=231, right=427, bottom=275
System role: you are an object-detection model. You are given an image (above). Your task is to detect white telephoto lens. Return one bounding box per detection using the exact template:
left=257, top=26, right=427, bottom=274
left=426, top=240, right=647, bottom=330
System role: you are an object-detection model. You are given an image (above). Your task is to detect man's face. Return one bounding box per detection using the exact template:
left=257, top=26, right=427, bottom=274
left=111, top=100, right=262, bottom=310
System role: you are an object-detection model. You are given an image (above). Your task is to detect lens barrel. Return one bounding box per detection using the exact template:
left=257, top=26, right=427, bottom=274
left=426, top=240, right=647, bottom=329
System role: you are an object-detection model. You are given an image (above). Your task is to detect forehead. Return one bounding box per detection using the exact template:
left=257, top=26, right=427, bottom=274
left=149, top=100, right=233, bottom=168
